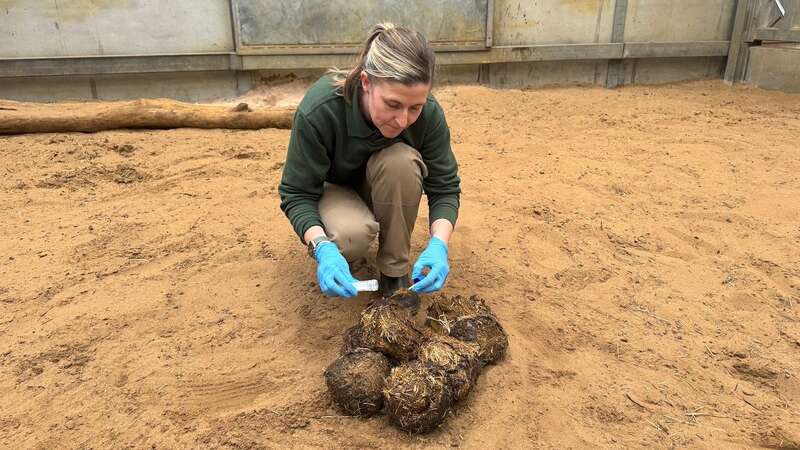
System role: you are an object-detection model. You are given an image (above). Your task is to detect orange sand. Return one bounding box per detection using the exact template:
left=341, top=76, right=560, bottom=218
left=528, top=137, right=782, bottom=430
left=1, top=80, right=799, bottom=449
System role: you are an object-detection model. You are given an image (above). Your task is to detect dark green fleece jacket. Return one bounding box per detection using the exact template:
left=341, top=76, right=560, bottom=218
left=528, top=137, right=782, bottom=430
left=278, top=75, right=460, bottom=240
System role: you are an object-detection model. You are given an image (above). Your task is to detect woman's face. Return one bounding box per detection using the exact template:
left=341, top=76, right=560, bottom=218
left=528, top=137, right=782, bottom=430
left=360, top=71, right=430, bottom=138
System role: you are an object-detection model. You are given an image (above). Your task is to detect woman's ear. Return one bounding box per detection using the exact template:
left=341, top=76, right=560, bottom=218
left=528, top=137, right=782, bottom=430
left=359, top=71, right=370, bottom=92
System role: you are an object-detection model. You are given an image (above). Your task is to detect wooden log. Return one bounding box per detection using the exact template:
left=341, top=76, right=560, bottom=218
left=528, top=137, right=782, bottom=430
left=0, top=98, right=295, bottom=134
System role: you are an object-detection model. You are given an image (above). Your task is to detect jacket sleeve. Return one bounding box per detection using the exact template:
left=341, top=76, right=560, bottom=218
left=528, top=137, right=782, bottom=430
left=420, top=111, right=461, bottom=227
left=278, top=111, right=331, bottom=241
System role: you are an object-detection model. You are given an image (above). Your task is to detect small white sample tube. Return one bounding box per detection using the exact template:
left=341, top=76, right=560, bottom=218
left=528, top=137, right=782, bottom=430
left=353, top=279, right=379, bottom=292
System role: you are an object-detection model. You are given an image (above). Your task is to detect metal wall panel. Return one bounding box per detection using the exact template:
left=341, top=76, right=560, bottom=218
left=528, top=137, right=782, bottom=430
left=493, top=0, right=615, bottom=46
left=488, top=60, right=607, bottom=87
left=0, top=0, right=234, bottom=58
left=752, top=0, right=800, bottom=40
left=625, top=0, right=737, bottom=42
left=777, top=0, right=800, bottom=28
left=231, top=0, right=489, bottom=53
left=748, top=46, right=800, bottom=92
left=625, top=57, right=726, bottom=84
left=0, top=71, right=246, bottom=102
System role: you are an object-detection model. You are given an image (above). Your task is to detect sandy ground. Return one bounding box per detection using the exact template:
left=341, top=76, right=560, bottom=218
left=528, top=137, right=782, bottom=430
left=1, top=80, right=799, bottom=449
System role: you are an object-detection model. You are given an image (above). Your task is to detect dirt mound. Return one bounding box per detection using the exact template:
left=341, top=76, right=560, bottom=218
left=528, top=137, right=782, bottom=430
left=110, top=164, right=148, bottom=184
left=34, top=164, right=148, bottom=189
left=35, top=167, right=103, bottom=189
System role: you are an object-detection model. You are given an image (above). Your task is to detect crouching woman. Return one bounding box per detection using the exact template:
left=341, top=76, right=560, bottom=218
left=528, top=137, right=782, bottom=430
left=278, top=23, right=460, bottom=303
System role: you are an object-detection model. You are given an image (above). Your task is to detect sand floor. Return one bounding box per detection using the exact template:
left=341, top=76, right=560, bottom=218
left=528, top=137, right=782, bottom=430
left=1, top=80, right=799, bottom=449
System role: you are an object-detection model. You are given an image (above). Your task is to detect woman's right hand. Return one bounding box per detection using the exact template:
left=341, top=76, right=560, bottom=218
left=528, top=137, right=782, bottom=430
left=314, top=241, right=358, bottom=298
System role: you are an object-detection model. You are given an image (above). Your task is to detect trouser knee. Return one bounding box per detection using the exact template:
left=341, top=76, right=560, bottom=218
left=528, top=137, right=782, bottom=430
left=329, top=221, right=378, bottom=262
left=318, top=182, right=379, bottom=263
left=366, top=142, right=427, bottom=194
left=365, top=142, right=427, bottom=277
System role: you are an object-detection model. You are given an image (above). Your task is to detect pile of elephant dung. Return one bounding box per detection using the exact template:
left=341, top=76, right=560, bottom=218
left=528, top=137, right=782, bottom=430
left=324, top=295, right=508, bottom=433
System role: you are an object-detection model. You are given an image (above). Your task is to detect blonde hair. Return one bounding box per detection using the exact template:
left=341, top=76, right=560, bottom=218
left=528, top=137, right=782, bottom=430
left=329, top=23, right=436, bottom=103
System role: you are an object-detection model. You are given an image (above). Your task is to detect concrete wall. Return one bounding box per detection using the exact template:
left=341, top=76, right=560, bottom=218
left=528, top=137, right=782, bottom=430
left=493, top=0, right=615, bottom=45
left=0, top=0, right=741, bottom=101
left=747, top=46, right=800, bottom=93
left=483, top=0, right=735, bottom=88
left=487, top=60, right=608, bottom=88
left=0, top=71, right=252, bottom=103
left=624, top=57, right=726, bottom=85
left=0, top=0, right=234, bottom=58
left=623, top=0, right=734, bottom=88
left=625, top=0, right=736, bottom=42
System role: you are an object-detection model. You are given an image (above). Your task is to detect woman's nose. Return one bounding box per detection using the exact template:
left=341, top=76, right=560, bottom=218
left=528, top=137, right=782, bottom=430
left=395, top=113, right=408, bottom=128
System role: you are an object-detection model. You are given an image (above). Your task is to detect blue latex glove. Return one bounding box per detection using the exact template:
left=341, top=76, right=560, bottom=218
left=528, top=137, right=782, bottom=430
left=314, top=241, right=358, bottom=298
left=410, top=236, right=449, bottom=294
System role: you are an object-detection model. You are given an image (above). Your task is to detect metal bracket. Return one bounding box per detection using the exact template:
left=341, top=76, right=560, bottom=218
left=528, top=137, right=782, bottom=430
left=229, top=0, right=242, bottom=54
left=606, top=0, right=629, bottom=88
left=486, top=0, right=494, bottom=48
left=769, top=0, right=786, bottom=27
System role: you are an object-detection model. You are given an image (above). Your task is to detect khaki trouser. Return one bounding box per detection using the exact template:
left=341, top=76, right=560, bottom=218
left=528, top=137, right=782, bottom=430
left=319, top=142, right=428, bottom=277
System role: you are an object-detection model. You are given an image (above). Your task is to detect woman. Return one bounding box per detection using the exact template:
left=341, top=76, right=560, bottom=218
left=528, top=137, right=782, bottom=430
left=278, top=23, right=460, bottom=304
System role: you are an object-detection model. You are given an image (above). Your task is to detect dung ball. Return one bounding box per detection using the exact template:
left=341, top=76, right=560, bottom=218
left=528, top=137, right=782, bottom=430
left=357, top=303, right=426, bottom=362
left=324, top=348, right=390, bottom=416
left=341, top=324, right=365, bottom=353
left=418, top=336, right=481, bottom=401
left=384, top=361, right=454, bottom=433
left=449, top=314, right=508, bottom=365
left=425, top=294, right=492, bottom=335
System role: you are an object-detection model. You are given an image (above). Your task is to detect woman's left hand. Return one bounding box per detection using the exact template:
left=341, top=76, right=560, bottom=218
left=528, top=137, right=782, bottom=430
left=409, top=236, right=449, bottom=294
